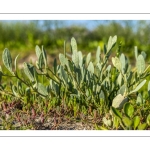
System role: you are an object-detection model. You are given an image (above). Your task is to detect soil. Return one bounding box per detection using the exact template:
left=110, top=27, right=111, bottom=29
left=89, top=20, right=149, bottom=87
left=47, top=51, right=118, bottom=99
left=31, top=116, right=96, bottom=130
left=0, top=101, right=102, bottom=130
left=0, top=113, right=99, bottom=130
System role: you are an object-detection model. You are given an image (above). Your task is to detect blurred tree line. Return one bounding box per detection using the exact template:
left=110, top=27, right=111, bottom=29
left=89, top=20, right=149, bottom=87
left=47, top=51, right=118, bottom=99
left=0, top=20, right=150, bottom=59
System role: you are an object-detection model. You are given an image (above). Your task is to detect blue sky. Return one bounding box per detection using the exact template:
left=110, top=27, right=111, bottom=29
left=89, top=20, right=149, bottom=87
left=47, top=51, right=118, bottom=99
left=1, top=20, right=150, bottom=31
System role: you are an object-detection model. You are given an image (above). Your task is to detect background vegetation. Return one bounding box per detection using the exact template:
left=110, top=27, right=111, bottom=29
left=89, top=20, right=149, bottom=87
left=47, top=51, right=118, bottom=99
left=1, top=20, right=150, bottom=60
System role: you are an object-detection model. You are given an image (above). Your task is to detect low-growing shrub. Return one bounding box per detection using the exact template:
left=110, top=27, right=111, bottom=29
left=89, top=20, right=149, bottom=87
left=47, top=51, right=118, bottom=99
left=0, top=35, right=150, bottom=130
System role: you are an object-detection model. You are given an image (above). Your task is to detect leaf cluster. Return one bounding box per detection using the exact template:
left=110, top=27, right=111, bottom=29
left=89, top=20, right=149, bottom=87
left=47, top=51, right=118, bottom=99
left=0, top=35, right=150, bottom=130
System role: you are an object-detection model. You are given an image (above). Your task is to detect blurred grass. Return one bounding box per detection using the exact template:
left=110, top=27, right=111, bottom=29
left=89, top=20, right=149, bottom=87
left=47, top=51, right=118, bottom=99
left=0, top=20, right=150, bottom=65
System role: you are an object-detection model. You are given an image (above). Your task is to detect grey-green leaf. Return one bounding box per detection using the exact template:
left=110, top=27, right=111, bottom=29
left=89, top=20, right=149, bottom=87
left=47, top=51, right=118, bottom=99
left=78, top=51, right=83, bottom=68
left=72, top=50, right=79, bottom=67
left=12, top=85, right=19, bottom=97
left=37, top=83, right=48, bottom=96
left=136, top=93, right=143, bottom=105
left=117, top=84, right=126, bottom=95
left=99, top=90, right=105, bottom=100
left=35, top=45, right=41, bottom=59
left=136, top=54, right=145, bottom=75
left=71, top=37, right=77, bottom=53
left=120, top=53, right=126, bottom=74
left=60, top=66, right=68, bottom=84
left=106, top=65, right=111, bottom=73
left=96, top=46, right=101, bottom=63
left=14, top=54, right=19, bottom=72
left=42, top=46, right=47, bottom=68
left=2, top=48, right=13, bottom=73
left=97, top=63, right=102, bottom=71
left=87, top=62, right=94, bottom=74
left=38, top=52, right=44, bottom=69
left=112, top=94, right=128, bottom=109
left=23, top=63, right=35, bottom=82
left=141, top=51, right=146, bottom=59
left=86, top=53, right=91, bottom=66
left=117, top=73, right=122, bottom=86
left=112, top=57, right=121, bottom=71
left=59, top=53, right=68, bottom=66
left=107, top=35, right=117, bottom=52
left=129, top=80, right=146, bottom=94
left=53, top=58, right=57, bottom=74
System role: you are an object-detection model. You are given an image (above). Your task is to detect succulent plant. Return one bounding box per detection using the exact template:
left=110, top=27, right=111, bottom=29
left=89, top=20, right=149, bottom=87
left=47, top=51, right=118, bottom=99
left=1, top=35, right=150, bottom=130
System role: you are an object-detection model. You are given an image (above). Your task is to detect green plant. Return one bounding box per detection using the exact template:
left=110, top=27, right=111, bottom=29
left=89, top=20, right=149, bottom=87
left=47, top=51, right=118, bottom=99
left=0, top=35, right=150, bottom=130
left=101, top=102, right=150, bottom=130
left=1, top=36, right=120, bottom=113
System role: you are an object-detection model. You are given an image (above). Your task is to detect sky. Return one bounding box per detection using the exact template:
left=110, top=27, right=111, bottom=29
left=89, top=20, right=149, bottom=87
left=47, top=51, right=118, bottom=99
left=1, top=20, right=150, bottom=31
left=1, top=20, right=110, bottom=29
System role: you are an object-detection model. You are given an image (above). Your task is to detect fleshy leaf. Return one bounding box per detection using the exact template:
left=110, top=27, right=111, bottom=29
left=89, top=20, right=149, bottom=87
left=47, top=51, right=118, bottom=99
left=107, top=35, right=117, bottom=52
left=112, top=57, right=121, bottom=71
left=14, top=54, right=19, bottom=72
left=35, top=45, right=41, bottom=59
left=78, top=51, right=83, bottom=68
left=53, top=58, right=57, bottom=74
left=23, top=63, right=35, bottom=82
left=60, top=66, right=68, bottom=84
left=136, top=93, right=143, bottom=105
left=86, top=53, right=91, bottom=66
left=96, top=46, right=101, bottom=63
left=117, top=85, right=126, bottom=95
left=71, top=37, right=77, bottom=53
left=87, top=62, right=94, bottom=74
left=133, top=116, right=140, bottom=130
left=120, top=53, right=127, bottom=74
left=141, top=51, right=146, bottom=59
left=72, top=50, right=79, bottom=67
left=136, top=54, right=145, bottom=75
left=2, top=48, right=13, bottom=73
left=38, top=52, right=44, bottom=69
left=42, top=46, right=47, bottom=68
left=37, top=83, right=48, bottom=96
left=122, top=117, right=132, bottom=128
left=123, top=103, right=134, bottom=118
left=59, top=54, right=68, bottom=66
left=12, top=85, right=19, bottom=97
left=129, top=80, right=146, bottom=94
left=112, top=94, right=128, bottom=109
left=138, top=123, right=147, bottom=130
left=111, top=106, right=122, bottom=119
